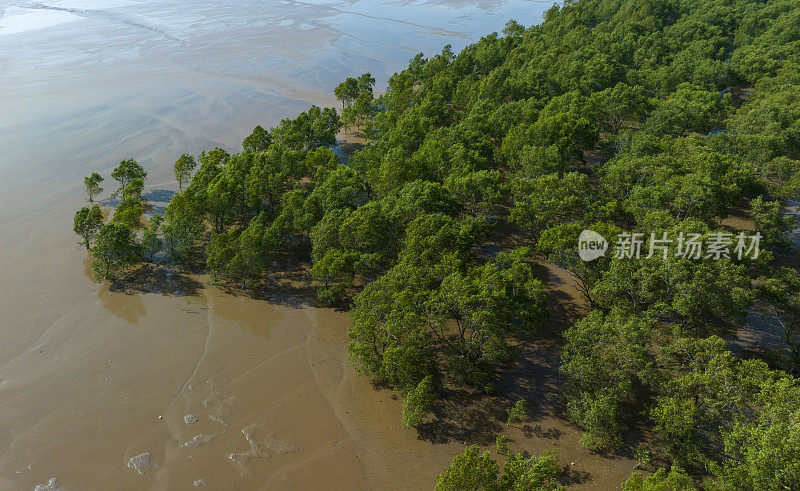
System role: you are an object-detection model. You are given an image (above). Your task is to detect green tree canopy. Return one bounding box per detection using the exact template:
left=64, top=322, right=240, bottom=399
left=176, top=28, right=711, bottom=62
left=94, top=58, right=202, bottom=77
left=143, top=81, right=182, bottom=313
left=84, top=173, right=104, bottom=204
left=173, top=154, right=197, bottom=192
left=242, top=125, right=272, bottom=153
left=111, top=158, right=146, bottom=196
left=73, top=204, right=104, bottom=249
left=91, top=222, right=141, bottom=280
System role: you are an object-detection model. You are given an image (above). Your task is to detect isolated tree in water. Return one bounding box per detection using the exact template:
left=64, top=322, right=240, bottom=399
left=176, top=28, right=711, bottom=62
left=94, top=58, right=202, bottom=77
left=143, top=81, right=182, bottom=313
left=83, top=173, right=104, bottom=204
left=173, top=154, right=197, bottom=192
left=73, top=204, right=104, bottom=249
left=111, top=158, right=146, bottom=196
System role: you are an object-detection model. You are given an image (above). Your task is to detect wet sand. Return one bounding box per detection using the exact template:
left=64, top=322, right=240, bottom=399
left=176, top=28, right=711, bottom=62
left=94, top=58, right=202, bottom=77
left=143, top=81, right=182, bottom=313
left=0, top=1, right=639, bottom=488
left=0, top=265, right=463, bottom=489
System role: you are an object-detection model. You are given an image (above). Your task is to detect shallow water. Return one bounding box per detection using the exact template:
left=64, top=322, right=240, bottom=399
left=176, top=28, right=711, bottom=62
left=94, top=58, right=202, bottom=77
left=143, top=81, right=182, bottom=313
left=0, top=0, right=556, bottom=488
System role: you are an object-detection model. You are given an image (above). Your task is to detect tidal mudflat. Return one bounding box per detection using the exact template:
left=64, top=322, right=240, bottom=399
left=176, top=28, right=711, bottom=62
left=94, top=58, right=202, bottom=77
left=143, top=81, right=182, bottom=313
left=0, top=1, right=634, bottom=488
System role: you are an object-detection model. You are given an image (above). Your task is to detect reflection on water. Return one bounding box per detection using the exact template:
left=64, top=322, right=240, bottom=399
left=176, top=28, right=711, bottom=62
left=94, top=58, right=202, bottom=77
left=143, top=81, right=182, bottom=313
left=98, top=284, right=146, bottom=324
left=211, top=293, right=276, bottom=338
left=82, top=254, right=96, bottom=280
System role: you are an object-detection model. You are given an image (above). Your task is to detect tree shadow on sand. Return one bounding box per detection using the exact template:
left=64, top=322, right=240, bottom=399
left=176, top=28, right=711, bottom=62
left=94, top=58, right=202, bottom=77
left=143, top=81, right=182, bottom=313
left=210, top=266, right=338, bottom=310
left=411, top=260, right=587, bottom=446
left=142, top=189, right=175, bottom=202
left=416, top=385, right=507, bottom=445
left=561, top=466, right=592, bottom=486
left=411, top=257, right=642, bottom=488
left=334, top=132, right=366, bottom=164
left=108, top=262, right=204, bottom=297
left=412, top=335, right=572, bottom=447
left=98, top=283, right=147, bottom=324
left=496, top=338, right=570, bottom=422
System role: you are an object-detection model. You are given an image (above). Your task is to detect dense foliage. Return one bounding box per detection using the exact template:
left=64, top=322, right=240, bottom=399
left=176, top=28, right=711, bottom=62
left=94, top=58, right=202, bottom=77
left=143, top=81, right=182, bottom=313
left=75, top=0, right=800, bottom=486
left=435, top=445, right=563, bottom=491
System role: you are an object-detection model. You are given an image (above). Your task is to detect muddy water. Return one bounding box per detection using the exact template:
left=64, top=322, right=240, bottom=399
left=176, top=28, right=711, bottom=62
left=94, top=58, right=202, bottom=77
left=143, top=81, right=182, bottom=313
left=0, top=1, right=637, bottom=489
left=0, top=267, right=467, bottom=489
